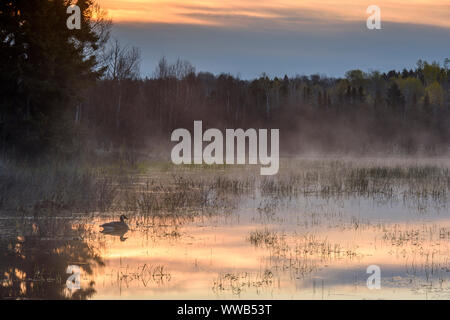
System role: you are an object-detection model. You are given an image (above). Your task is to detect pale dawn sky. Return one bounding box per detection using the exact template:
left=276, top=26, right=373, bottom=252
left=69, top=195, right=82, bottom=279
left=96, top=0, right=450, bottom=78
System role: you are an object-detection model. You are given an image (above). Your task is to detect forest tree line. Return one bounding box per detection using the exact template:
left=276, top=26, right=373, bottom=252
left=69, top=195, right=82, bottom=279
left=85, top=54, right=450, bottom=155
left=1, top=1, right=449, bottom=159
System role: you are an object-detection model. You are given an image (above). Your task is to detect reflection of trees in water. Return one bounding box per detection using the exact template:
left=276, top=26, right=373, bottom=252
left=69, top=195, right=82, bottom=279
left=0, top=218, right=104, bottom=300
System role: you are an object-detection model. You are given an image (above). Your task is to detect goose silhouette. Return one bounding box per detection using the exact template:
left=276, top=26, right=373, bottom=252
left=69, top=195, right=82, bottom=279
left=100, top=215, right=129, bottom=241
left=100, top=215, right=129, bottom=232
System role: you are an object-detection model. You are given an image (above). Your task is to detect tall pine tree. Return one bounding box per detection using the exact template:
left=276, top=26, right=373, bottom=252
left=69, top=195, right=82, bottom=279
left=0, top=0, right=108, bottom=157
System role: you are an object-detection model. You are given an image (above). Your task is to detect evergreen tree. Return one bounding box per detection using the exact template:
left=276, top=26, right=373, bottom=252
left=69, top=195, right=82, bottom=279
left=0, top=0, right=109, bottom=157
left=386, top=82, right=405, bottom=111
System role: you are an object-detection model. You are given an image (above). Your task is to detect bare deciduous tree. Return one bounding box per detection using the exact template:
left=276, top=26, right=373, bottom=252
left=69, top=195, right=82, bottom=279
left=103, top=38, right=141, bottom=128
left=154, top=56, right=195, bottom=80
left=104, top=39, right=141, bottom=81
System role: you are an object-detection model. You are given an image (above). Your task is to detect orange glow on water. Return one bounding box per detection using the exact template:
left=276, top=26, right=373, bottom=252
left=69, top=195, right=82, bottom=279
left=85, top=216, right=450, bottom=299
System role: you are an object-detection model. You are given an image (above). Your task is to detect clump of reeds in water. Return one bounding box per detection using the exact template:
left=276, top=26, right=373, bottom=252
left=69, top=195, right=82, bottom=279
left=117, top=174, right=247, bottom=218
left=0, top=161, right=117, bottom=215
left=260, top=161, right=449, bottom=207
left=212, top=269, right=274, bottom=296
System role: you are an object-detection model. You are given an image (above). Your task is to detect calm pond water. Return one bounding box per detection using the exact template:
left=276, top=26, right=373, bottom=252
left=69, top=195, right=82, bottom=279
left=1, top=158, right=449, bottom=299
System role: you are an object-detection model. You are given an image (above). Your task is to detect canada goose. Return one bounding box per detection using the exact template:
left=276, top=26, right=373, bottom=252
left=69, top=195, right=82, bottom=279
left=100, top=215, right=129, bottom=231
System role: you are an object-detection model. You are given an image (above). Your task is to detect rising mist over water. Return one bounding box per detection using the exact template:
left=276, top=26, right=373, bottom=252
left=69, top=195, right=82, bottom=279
left=0, top=0, right=449, bottom=302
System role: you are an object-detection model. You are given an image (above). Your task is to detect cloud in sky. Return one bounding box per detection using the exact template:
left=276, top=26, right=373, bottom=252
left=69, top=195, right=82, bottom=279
left=98, top=0, right=450, bottom=28
left=97, top=1, right=450, bottom=78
